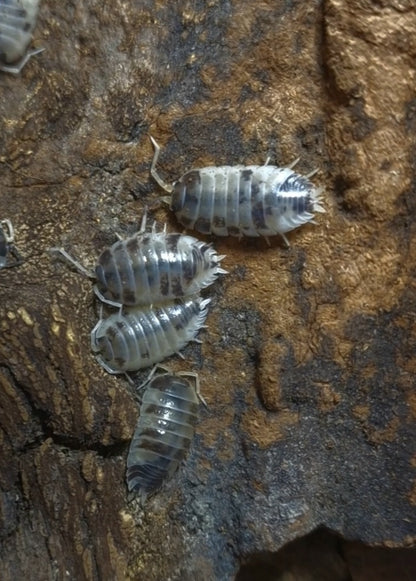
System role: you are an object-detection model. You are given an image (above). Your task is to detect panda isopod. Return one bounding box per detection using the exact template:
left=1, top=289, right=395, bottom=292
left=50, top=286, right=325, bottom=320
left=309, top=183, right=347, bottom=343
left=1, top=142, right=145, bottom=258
left=127, top=367, right=203, bottom=501
left=150, top=136, right=325, bottom=246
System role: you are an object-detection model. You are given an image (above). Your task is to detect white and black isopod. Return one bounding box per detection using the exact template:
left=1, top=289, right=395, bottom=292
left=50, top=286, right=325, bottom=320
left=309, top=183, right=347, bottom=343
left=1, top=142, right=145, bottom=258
left=51, top=218, right=226, bottom=309
left=0, top=0, right=43, bottom=74
left=127, top=368, right=203, bottom=501
left=150, top=137, right=325, bottom=246
left=91, top=296, right=210, bottom=373
left=0, top=219, right=23, bottom=268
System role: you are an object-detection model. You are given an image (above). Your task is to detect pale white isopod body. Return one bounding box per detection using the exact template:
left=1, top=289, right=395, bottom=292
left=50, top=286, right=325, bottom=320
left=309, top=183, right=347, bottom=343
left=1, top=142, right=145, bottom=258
left=127, top=369, right=201, bottom=501
left=150, top=137, right=325, bottom=246
left=50, top=215, right=226, bottom=309
left=91, top=297, right=210, bottom=373
left=95, top=231, right=225, bottom=307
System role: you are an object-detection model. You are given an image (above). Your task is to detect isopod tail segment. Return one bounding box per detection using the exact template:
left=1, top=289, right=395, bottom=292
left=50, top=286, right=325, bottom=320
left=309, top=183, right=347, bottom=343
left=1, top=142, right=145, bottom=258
left=0, top=46, right=45, bottom=75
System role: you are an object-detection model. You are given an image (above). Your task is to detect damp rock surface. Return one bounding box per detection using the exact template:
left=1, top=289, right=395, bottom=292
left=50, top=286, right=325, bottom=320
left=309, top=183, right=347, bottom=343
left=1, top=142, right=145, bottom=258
left=0, top=1, right=415, bottom=579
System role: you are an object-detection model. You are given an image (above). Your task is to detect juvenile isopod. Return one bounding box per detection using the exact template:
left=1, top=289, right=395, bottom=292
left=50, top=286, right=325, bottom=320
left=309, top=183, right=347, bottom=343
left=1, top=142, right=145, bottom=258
left=0, top=219, right=23, bottom=269
left=127, top=366, right=203, bottom=501
left=0, top=0, right=44, bottom=74
left=91, top=296, right=210, bottom=373
left=50, top=213, right=226, bottom=309
left=150, top=137, right=325, bottom=246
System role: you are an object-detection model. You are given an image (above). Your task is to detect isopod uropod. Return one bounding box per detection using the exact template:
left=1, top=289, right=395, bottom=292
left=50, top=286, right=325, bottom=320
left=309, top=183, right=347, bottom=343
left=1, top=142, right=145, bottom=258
left=50, top=214, right=226, bottom=309
left=0, top=219, right=23, bottom=269
left=91, top=296, right=210, bottom=373
left=0, top=0, right=43, bottom=74
left=150, top=137, right=325, bottom=246
left=127, top=367, right=203, bottom=501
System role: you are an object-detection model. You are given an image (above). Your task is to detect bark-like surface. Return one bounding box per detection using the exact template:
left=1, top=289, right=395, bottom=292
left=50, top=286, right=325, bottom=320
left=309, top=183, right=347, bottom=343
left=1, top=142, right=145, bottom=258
left=0, top=1, right=415, bottom=579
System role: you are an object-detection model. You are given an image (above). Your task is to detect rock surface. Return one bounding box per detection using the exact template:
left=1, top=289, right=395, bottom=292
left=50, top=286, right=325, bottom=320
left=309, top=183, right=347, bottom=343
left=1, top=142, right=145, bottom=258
left=0, top=0, right=415, bottom=579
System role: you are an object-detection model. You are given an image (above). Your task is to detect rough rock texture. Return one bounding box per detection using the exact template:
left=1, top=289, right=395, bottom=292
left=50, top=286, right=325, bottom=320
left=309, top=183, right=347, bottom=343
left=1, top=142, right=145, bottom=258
left=0, top=0, right=415, bottom=579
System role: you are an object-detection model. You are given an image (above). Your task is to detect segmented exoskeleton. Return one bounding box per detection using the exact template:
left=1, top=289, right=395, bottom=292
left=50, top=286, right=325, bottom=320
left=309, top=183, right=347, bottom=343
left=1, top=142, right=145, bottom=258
left=91, top=296, right=210, bottom=373
left=127, top=367, right=203, bottom=501
left=50, top=213, right=226, bottom=309
left=150, top=137, right=325, bottom=246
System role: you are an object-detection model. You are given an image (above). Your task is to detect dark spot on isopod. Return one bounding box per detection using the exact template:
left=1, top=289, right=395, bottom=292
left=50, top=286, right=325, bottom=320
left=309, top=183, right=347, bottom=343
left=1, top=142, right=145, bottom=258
left=170, top=275, right=184, bottom=297
left=184, top=170, right=202, bottom=185
left=98, top=248, right=113, bottom=267
left=296, top=197, right=307, bottom=214
left=23, top=22, right=31, bottom=32
left=213, top=216, right=226, bottom=228
left=159, top=272, right=170, bottom=296
left=126, top=236, right=140, bottom=253
left=249, top=182, right=261, bottom=199
left=305, top=194, right=314, bottom=213
left=251, top=203, right=267, bottom=229
left=122, top=288, right=137, bottom=305
left=194, top=217, right=212, bottom=234
left=182, top=250, right=198, bottom=282
left=173, top=315, right=186, bottom=331
left=228, top=226, right=240, bottom=236
left=183, top=193, right=200, bottom=210
left=241, top=169, right=253, bottom=181
left=178, top=215, right=194, bottom=228
left=114, top=356, right=127, bottom=368
left=166, top=234, right=181, bottom=252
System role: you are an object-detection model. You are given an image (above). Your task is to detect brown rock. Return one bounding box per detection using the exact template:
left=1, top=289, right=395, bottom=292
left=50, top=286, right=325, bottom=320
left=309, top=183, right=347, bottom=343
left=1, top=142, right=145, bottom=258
left=0, top=1, right=415, bottom=579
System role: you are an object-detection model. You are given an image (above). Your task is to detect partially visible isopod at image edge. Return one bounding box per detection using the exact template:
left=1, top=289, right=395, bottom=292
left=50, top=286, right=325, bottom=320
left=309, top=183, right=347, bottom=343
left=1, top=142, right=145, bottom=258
left=150, top=137, right=325, bottom=246
left=91, top=296, right=210, bottom=374
left=0, top=219, right=23, bottom=269
left=127, top=368, right=202, bottom=501
left=0, top=0, right=43, bottom=74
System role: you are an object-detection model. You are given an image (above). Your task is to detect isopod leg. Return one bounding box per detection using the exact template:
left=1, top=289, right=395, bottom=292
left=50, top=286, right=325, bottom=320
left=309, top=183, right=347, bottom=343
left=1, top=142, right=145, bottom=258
left=49, top=247, right=95, bottom=278
left=93, top=285, right=124, bottom=311
left=5, top=245, right=24, bottom=268
left=138, top=208, right=148, bottom=234
left=179, top=371, right=207, bottom=408
left=123, top=372, right=135, bottom=386
left=149, top=136, right=173, bottom=193
left=0, top=48, right=45, bottom=75
left=305, top=168, right=319, bottom=179
left=136, top=364, right=168, bottom=392
left=286, top=157, right=300, bottom=170
left=280, top=233, right=290, bottom=248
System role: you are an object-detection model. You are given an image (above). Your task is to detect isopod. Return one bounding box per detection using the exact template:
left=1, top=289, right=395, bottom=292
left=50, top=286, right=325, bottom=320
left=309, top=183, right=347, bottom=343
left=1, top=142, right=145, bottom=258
left=127, top=367, right=203, bottom=501
left=50, top=213, right=226, bottom=309
left=150, top=137, right=325, bottom=246
left=0, top=219, right=23, bottom=269
left=91, top=296, right=210, bottom=373
left=0, top=0, right=43, bottom=74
